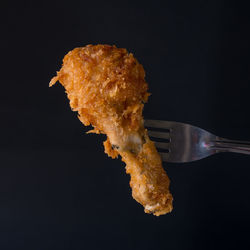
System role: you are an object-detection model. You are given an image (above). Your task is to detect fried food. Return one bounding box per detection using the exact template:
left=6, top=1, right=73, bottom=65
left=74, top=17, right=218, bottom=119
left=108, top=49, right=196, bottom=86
left=50, top=44, right=173, bottom=215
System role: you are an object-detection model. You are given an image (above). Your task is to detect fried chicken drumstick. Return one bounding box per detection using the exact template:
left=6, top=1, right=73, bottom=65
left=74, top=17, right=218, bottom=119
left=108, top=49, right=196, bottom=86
left=50, top=45, right=173, bottom=215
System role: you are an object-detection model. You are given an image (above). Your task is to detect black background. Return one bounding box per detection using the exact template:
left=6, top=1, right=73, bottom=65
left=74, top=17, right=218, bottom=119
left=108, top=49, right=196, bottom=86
left=1, top=0, right=250, bottom=249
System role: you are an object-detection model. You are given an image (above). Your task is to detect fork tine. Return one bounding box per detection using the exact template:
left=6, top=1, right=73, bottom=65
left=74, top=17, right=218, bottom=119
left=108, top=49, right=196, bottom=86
left=153, top=141, right=170, bottom=150
left=159, top=152, right=169, bottom=162
left=144, top=119, right=174, bottom=129
left=147, top=130, right=170, bottom=139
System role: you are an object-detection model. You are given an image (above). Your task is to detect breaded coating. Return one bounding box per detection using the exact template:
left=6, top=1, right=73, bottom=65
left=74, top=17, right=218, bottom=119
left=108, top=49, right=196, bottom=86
left=50, top=44, right=173, bottom=215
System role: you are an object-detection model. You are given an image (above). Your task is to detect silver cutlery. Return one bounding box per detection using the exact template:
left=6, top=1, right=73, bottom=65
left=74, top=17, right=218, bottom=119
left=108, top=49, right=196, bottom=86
left=145, top=120, right=250, bottom=163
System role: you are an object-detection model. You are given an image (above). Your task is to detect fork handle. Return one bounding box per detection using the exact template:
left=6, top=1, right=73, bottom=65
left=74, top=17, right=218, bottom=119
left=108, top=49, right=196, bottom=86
left=212, top=137, right=250, bottom=155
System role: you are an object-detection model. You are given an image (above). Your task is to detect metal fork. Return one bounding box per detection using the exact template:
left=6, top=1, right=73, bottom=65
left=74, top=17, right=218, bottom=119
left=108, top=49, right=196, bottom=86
left=145, top=119, right=250, bottom=163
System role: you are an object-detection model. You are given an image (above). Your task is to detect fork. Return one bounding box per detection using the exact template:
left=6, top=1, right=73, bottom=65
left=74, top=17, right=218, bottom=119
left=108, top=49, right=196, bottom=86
left=145, top=120, right=250, bottom=163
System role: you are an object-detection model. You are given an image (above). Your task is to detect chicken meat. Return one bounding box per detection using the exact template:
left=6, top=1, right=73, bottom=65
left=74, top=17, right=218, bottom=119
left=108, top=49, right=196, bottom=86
left=50, top=44, right=173, bottom=215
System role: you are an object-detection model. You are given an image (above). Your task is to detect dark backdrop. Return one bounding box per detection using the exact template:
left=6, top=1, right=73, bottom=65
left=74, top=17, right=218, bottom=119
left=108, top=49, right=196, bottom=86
left=1, top=0, right=250, bottom=249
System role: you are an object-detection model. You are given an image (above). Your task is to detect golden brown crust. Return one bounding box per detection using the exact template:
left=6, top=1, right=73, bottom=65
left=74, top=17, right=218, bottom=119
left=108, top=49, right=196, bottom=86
left=50, top=44, right=173, bottom=215
left=121, top=138, right=173, bottom=216
left=103, top=138, right=119, bottom=159
left=50, top=45, right=148, bottom=132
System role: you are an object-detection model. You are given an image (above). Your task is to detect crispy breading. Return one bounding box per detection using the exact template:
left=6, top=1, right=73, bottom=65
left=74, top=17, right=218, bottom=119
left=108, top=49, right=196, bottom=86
left=50, top=44, right=173, bottom=215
